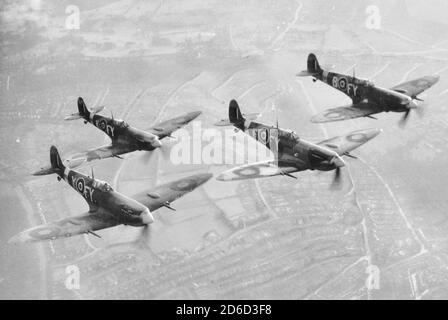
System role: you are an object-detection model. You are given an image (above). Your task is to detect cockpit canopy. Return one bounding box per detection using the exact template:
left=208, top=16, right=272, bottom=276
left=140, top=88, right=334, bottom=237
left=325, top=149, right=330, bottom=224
left=115, top=119, right=129, bottom=128
left=353, top=77, right=374, bottom=87
left=93, top=179, right=113, bottom=192
left=279, top=129, right=299, bottom=141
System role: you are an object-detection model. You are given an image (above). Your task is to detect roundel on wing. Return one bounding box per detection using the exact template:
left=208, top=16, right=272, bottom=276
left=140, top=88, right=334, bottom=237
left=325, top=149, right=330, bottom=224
left=171, top=179, right=197, bottom=191
left=29, top=226, right=61, bottom=240
left=346, top=133, right=367, bottom=142
left=325, top=111, right=342, bottom=119
left=234, top=166, right=260, bottom=177
left=417, top=80, right=428, bottom=87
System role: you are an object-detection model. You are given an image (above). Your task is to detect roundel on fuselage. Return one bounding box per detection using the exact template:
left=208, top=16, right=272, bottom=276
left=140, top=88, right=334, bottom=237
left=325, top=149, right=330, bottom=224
left=258, top=128, right=268, bottom=145
left=338, top=77, right=347, bottom=90
left=76, top=177, right=85, bottom=193
left=99, top=119, right=107, bottom=131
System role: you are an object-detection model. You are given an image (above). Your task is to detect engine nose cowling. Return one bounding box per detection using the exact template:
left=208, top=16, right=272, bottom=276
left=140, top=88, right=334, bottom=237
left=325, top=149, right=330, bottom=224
left=152, top=137, right=162, bottom=148
left=330, top=154, right=346, bottom=168
left=140, top=207, right=154, bottom=225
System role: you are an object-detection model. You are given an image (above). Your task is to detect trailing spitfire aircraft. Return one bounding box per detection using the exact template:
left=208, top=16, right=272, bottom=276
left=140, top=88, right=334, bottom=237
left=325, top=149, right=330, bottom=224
left=215, top=100, right=381, bottom=184
left=9, top=146, right=212, bottom=243
left=63, top=97, right=201, bottom=168
left=297, top=53, right=439, bottom=126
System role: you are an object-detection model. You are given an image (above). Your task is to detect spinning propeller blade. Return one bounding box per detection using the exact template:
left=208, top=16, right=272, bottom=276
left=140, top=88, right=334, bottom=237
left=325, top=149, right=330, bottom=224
left=137, top=223, right=154, bottom=245
left=330, top=167, right=343, bottom=189
left=399, top=98, right=426, bottom=127
left=399, top=110, right=411, bottom=128
left=139, top=142, right=172, bottom=165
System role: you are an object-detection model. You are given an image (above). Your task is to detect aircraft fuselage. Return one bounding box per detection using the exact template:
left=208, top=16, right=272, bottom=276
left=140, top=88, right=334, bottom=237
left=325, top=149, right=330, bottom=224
left=59, top=167, right=153, bottom=226
left=317, top=71, right=412, bottom=112
left=86, top=114, right=158, bottom=151
left=243, top=121, right=340, bottom=172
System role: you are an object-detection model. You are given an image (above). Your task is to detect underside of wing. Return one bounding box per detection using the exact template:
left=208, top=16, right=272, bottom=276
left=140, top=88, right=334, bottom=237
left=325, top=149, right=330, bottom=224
left=148, top=111, right=201, bottom=139
left=216, top=160, right=298, bottom=181
left=65, top=144, right=134, bottom=168
left=391, top=75, right=440, bottom=98
left=131, top=173, right=212, bottom=212
left=9, top=211, right=118, bottom=243
left=317, top=128, right=382, bottom=155
left=311, top=102, right=381, bottom=123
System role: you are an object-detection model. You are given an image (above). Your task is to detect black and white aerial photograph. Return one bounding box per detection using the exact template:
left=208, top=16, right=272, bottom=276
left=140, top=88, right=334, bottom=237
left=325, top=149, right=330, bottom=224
left=1, top=0, right=448, bottom=301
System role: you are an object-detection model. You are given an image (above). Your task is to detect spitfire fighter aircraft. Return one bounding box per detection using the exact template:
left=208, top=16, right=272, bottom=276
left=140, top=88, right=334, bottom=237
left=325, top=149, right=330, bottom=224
left=215, top=100, right=381, bottom=184
left=63, top=97, right=201, bottom=167
left=297, top=53, right=439, bottom=126
left=9, top=146, right=212, bottom=243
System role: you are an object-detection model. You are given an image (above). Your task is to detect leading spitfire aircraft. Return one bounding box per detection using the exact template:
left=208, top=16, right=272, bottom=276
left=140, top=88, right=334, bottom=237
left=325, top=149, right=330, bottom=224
left=63, top=97, right=201, bottom=168
left=297, top=53, right=439, bottom=126
left=215, top=100, right=381, bottom=184
left=9, top=146, right=212, bottom=243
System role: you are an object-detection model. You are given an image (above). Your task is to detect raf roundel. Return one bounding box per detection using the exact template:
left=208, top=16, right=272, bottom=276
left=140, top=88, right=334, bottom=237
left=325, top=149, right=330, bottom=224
left=29, top=226, right=60, bottom=240
left=346, top=133, right=367, bottom=143
left=76, top=177, right=85, bottom=193
left=99, top=119, right=107, bottom=131
left=417, top=79, right=428, bottom=87
left=338, top=77, right=347, bottom=90
left=171, top=179, right=197, bottom=192
left=234, top=166, right=260, bottom=177
left=259, top=128, right=268, bottom=145
left=325, top=111, right=343, bottom=119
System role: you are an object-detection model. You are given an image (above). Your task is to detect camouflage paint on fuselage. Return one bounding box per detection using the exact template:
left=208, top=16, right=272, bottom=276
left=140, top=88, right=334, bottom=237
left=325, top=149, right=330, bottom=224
left=242, top=121, right=339, bottom=172
left=317, top=71, right=413, bottom=113
left=60, top=167, right=148, bottom=226
left=88, top=114, right=156, bottom=151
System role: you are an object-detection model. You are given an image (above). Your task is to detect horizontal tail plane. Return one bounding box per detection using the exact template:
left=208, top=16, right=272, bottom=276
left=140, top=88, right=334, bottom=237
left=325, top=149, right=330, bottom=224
left=64, top=97, right=105, bottom=121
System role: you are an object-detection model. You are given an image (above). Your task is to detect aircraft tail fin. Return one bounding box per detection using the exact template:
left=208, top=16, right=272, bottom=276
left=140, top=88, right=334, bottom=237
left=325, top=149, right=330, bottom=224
left=297, top=53, right=323, bottom=77
left=214, top=99, right=246, bottom=130
left=64, top=97, right=89, bottom=120
left=307, top=53, right=323, bottom=74
left=229, top=99, right=245, bottom=124
left=77, top=97, right=90, bottom=118
left=33, top=146, right=65, bottom=176
left=65, top=97, right=105, bottom=121
left=50, top=146, right=65, bottom=172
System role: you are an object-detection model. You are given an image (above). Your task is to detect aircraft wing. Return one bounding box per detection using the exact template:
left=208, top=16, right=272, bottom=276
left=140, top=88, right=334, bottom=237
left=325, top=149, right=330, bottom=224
left=65, top=144, right=135, bottom=168
left=391, top=75, right=440, bottom=98
left=9, top=211, right=117, bottom=243
left=310, top=102, right=382, bottom=123
left=216, top=160, right=300, bottom=181
left=131, top=173, right=212, bottom=211
left=147, top=111, right=201, bottom=139
left=317, top=128, right=382, bottom=156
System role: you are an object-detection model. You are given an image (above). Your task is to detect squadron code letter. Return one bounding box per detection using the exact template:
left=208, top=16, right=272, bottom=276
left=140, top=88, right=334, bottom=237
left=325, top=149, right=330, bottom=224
left=177, top=304, right=210, bottom=318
